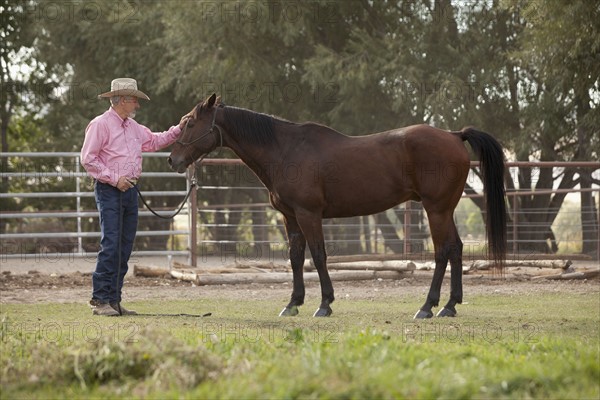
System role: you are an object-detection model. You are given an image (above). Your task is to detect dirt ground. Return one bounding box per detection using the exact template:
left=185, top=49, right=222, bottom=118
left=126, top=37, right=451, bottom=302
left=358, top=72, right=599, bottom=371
left=0, top=256, right=598, bottom=305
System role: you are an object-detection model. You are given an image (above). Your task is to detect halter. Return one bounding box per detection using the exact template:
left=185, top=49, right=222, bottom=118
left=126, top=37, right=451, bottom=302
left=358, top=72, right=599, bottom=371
left=176, top=104, right=224, bottom=164
left=176, top=104, right=222, bottom=146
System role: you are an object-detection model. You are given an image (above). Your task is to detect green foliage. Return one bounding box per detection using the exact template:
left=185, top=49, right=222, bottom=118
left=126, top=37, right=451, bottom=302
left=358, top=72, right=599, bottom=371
left=509, top=0, right=600, bottom=161
left=4, top=0, right=599, bottom=253
left=11, top=0, right=600, bottom=159
left=6, top=113, right=46, bottom=151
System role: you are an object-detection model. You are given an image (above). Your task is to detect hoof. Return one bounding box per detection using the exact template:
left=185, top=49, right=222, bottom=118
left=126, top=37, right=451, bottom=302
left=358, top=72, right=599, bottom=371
left=436, top=307, right=457, bottom=317
left=313, top=306, right=332, bottom=317
left=413, top=309, right=434, bottom=319
left=279, top=305, right=299, bottom=317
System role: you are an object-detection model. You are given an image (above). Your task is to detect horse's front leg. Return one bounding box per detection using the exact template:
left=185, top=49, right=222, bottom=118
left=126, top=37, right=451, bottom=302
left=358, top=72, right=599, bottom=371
left=295, top=210, right=334, bottom=317
left=279, top=216, right=306, bottom=317
left=310, top=239, right=334, bottom=317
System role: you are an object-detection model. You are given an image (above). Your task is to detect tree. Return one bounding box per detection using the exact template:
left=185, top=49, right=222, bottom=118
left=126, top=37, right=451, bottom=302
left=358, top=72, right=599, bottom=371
left=483, top=0, right=600, bottom=254
left=1, top=0, right=63, bottom=234
left=26, top=0, right=190, bottom=250
left=513, top=0, right=600, bottom=255
left=10, top=0, right=599, bottom=257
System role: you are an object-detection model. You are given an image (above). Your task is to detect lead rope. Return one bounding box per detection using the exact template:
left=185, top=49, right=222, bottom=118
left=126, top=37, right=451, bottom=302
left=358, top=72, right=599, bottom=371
left=116, top=190, right=123, bottom=315
left=128, top=158, right=198, bottom=219
left=130, top=179, right=196, bottom=220
left=122, top=165, right=212, bottom=317
left=132, top=118, right=223, bottom=220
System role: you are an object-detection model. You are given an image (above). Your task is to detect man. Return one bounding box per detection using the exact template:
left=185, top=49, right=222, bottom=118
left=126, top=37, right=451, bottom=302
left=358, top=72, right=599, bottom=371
left=81, top=78, right=189, bottom=316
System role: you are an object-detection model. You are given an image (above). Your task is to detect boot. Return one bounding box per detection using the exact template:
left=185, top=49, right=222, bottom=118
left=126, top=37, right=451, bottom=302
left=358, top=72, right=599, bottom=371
left=91, top=302, right=120, bottom=316
left=110, top=302, right=138, bottom=315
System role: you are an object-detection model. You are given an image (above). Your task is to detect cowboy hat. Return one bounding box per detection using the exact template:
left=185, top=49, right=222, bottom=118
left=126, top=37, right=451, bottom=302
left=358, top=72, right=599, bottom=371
left=98, top=78, right=150, bottom=100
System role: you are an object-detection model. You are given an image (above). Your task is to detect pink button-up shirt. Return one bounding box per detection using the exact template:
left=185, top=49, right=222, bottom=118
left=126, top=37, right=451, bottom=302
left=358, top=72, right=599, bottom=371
left=81, top=107, right=181, bottom=186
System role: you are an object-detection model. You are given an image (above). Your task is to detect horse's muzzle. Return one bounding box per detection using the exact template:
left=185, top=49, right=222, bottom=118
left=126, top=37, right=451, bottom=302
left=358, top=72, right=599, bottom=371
left=167, top=156, right=188, bottom=174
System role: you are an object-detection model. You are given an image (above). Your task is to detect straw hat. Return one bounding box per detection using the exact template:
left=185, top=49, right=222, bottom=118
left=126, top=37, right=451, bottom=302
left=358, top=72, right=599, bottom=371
left=98, top=78, right=150, bottom=100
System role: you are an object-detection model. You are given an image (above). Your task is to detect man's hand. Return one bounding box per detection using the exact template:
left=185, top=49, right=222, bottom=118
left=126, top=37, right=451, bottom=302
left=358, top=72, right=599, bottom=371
left=179, top=114, right=192, bottom=130
left=116, top=176, right=134, bottom=192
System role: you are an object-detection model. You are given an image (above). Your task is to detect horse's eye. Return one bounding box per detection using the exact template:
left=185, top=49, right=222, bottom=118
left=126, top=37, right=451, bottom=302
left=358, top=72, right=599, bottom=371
left=187, top=121, right=195, bottom=128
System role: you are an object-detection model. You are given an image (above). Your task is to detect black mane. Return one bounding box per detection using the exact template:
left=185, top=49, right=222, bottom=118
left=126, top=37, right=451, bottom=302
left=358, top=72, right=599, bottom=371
left=223, top=106, right=279, bottom=145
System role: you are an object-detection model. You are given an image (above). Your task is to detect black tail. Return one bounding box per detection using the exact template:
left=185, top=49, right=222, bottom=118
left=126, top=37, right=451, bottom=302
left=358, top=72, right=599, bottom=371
left=460, top=127, right=507, bottom=270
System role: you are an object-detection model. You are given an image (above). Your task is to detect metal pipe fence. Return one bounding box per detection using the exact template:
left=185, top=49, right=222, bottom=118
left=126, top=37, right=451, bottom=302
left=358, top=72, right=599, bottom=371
left=1, top=152, right=191, bottom=260
left=193, top=159, right=600, bottom=263
left=1, top=153, right=599, bottom=263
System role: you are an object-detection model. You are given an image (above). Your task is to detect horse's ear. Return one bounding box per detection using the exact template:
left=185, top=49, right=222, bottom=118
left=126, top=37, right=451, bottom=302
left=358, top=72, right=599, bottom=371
left=205, top=93, right=217, bottom=109
left=216, top=95, right=222, bottom=105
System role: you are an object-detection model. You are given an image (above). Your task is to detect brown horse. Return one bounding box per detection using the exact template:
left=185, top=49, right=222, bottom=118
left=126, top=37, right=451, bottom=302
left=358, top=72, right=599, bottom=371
left=168, top=94, right=507, bottom=318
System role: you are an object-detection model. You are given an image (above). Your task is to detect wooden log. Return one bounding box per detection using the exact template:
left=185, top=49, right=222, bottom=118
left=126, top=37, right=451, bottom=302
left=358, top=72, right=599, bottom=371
left=504, top=253, right=591, bottom=261
left=310, top=260, right=473, bottom=272
left=560, top=269, right=600, bottom=280
left=325, top=254, right=430, bottom=263
left=308, top=260, right=416, bottom=272
left=172, top=261, right=190, bottom=270
left=192, top=270, right=405, bottom=286
left=533, top=268, right=600, bottom=281
left=469, top=259, right=571, bottom=271
left=325, top=253, right=591, bottom=264
left=203, top=267, right=271, bottom=274
left=170, top=269, right=199, bottom=283
left=173, top=261, right=290, bottom=273
left=133, top=264, right=170, bottom=277
left=414, top=261, right=437, bottom=271
left=225, top=263, right=290, bottom=273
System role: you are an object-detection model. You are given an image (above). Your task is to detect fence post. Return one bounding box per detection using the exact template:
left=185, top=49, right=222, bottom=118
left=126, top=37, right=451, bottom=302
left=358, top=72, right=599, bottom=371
left=403, top=201, right=411, bottom=255
left=76, top=155, right=83, bottom=255
left=187, top=165, right=198, bottom=267
left=512, top=194, right=518, bottom=256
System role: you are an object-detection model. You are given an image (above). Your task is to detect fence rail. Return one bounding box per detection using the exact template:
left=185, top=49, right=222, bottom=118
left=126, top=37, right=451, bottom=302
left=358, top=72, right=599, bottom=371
left=1, top=152, right=191, bottom=260
left=1, top=152, right=599, bottom=264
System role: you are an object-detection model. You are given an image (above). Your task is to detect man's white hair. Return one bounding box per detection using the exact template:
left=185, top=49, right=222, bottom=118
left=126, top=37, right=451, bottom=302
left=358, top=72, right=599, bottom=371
left=110, top=96, right=122, bottom=106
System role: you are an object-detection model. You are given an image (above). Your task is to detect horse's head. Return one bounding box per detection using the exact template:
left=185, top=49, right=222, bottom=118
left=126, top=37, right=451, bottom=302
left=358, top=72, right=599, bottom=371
left=168, top=93, right=221, bottom=173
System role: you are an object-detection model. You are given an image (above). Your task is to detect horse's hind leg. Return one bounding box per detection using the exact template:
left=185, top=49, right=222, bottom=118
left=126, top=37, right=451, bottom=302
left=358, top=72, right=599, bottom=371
left=279, top=216, right=306, bottom=317
left=414, top=210, right=461, bottom=319
left=414, top=250, right=449, bottom=319
left=437, top=223, right=463, bottom=317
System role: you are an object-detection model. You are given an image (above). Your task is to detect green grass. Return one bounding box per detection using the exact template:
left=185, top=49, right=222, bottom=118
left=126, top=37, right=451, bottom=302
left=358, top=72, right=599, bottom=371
left=1, top=290, right=599, bottom=399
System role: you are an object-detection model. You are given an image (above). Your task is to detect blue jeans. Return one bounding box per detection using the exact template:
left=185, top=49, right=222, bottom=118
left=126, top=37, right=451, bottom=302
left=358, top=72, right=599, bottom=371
left=92, top=181, right=138, bottom=303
